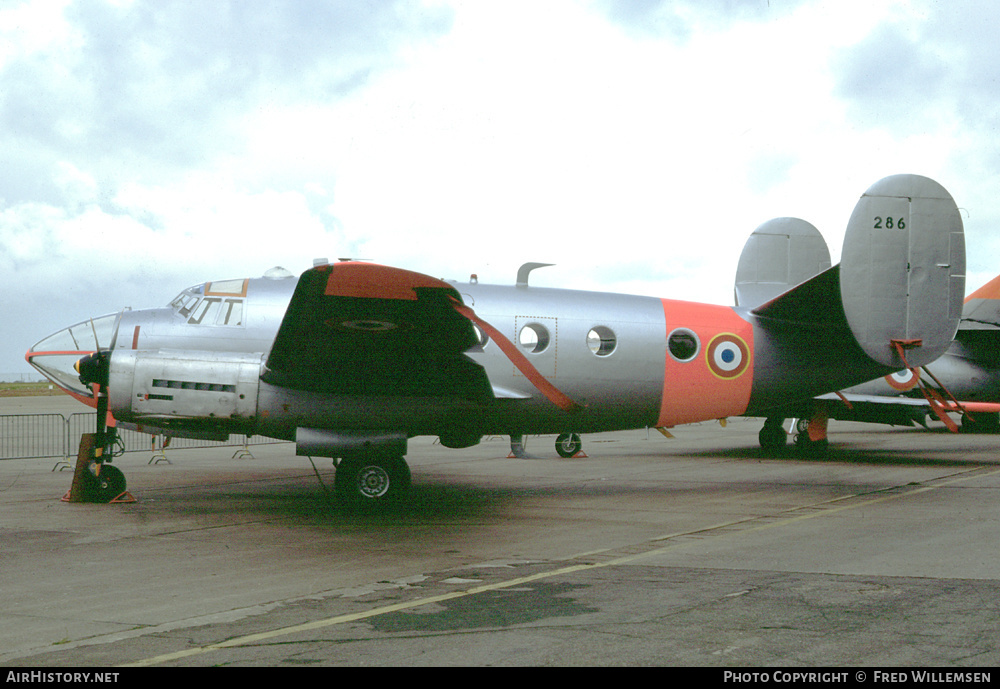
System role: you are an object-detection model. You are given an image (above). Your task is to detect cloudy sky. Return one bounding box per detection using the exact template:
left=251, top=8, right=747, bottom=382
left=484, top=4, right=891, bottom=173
left=3, top=0, right=999, bottom=376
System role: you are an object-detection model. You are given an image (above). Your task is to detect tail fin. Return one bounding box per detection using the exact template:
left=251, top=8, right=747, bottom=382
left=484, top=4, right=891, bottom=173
left=752, top=175, right=965, bottom=372
left=839, top=174, right=965, bottom=368
left=734, top=217, right=831, bottom=308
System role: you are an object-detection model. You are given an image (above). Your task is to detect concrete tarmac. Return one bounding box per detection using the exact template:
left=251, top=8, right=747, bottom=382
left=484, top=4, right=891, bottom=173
left=1, top=395, right=999, bottom=667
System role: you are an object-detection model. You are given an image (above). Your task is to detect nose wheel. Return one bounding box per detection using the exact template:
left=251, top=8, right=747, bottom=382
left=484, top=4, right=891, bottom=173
left=63, top=432, right=134, bottom=504
left=83, top=463, right=128, bottom=503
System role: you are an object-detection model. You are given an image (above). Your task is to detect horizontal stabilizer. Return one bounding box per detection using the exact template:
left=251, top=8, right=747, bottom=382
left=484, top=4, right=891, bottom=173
left=839, top=174, right=965, bottom=368
left=751, top=264, right=843, bottom=326
left=735, top=218, right=831, bottom=308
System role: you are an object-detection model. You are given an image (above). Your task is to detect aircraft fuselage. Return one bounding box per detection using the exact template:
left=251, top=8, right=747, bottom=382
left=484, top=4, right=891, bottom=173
left=29, top=266, right=899, bottom=453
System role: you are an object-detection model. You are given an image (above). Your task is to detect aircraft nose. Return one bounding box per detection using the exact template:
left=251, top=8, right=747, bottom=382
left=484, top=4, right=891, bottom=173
left=25, top=313, right=120, bottom=400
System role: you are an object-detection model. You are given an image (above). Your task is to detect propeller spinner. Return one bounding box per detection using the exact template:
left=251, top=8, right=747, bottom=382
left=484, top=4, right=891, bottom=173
left=74, top=350, right=111, bottom=388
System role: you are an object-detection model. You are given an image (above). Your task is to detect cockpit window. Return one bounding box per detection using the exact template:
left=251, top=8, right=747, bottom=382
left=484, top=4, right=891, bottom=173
left=188, top=297, right=244, bottom=326
left=169, top=289, right=201, bottom=318
left=169, top=281, right=246, bottom=327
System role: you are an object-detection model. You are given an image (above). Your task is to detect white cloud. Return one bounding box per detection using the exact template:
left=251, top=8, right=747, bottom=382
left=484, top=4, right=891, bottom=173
left=3, top=0, right=999, bottom=376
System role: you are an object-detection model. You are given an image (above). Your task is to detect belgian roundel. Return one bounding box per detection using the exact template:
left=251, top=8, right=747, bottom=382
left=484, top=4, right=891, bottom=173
left=706, top=333, right=751, bottom=380
left=885, top=368, right=920, bottom=391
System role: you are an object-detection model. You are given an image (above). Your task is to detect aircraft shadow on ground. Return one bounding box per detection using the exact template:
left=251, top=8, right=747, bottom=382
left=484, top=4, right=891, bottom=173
left=125, top=462, right=772, bottom=525
left=130, top=471, right=525, bottom=524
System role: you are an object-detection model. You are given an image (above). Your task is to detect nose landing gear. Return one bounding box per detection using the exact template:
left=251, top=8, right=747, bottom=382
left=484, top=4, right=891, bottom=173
left=62, top=432, right=134, bottom=504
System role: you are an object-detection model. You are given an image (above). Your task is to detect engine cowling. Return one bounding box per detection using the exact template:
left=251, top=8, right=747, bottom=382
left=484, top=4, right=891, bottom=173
left=107, top=349, right=262, bottom=436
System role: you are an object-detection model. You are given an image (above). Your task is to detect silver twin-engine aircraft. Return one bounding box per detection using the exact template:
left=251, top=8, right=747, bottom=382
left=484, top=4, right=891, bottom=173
left=27, top=175, right=966, bottom=507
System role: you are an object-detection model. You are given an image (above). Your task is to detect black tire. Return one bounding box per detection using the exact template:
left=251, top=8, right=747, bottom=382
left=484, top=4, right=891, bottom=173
left=84, top=463, right=127, bottom=503
left=555, top=433, right=582, bottom=458
left=335, top=455, right=411, bottom=508
left=758, top=421, right=787, bottom=449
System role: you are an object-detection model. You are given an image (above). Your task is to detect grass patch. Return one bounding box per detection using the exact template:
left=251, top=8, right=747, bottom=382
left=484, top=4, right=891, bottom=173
left=0, top=381, right=63, bottom=397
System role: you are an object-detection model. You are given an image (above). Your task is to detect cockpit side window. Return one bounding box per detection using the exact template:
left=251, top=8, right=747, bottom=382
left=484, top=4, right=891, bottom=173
left=169, top=287, right=202, bottom=319
left=188, top=297, right=244, bottom=326
left=169, top=281, right=246, bottom=327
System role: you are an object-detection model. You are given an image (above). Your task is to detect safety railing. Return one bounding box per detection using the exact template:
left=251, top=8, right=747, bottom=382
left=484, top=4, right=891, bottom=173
left=0, top=413, right=67, bottom=460
left=1, top=412, right=285, bottom=461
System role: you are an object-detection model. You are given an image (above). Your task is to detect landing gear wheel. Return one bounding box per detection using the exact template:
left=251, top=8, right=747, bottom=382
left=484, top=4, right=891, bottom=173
left=335, top=455, right=411, bottom=508
left=758, top=419, right=787, bottom=449
left=555, top=433, right=582, bottom=458
left=84, top=464, right=127, bottom=503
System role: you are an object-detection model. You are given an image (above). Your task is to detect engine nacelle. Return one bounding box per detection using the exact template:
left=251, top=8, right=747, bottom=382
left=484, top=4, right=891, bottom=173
left=295, top=428, right=408, bottom=458
left=108, top=349, right=262, bottom=435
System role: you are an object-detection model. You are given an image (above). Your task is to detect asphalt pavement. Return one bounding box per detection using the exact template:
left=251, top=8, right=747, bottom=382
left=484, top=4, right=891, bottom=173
left=2, top=395, right=999, bottom=667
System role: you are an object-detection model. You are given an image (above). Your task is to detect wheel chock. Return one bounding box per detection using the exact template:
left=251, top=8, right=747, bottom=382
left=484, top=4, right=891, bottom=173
left=62, top=433, right=136, bottom=504
left=61, top=488, right=135, bottom=504
left=64, top=433, right=97, bottom=503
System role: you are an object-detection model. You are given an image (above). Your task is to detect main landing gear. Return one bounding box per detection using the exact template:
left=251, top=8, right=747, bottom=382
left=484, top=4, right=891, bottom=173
left=83, top=463, right=128, bottom=503
left=759, top=414, right=829, bottom=457
left=333, top=454, right=411, bottom=508
left=509, top=433, right=587, bottom=459
left=758, top=417, right=787, bottom=449
left=791, top=418, right=829, bottom=456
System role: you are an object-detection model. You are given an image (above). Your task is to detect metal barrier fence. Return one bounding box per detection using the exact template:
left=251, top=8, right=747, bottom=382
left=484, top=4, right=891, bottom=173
left=0, top=414, right=66, bottom=460
left=0, top=412, right=285, bottom=461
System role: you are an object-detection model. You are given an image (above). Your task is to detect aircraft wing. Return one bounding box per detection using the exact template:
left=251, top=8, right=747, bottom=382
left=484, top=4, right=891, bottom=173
left=814, top=391, right=1000, bottom=431
left=816, top=392, right=932, bottom=407
left=262, top=262, right=493, bottom=400
left=814, top=391, right=933, bottom=427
